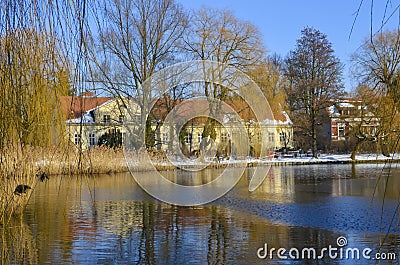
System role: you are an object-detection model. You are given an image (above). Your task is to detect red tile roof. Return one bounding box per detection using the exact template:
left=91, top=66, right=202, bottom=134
left=60, top=95, right=112, bottom=119
left=61, top=95, right=290, bottom=124
left=150, top=97, right=289, bottom=123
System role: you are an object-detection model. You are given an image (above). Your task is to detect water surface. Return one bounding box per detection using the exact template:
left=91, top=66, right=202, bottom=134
left=2, top=163, right=400, bottom=264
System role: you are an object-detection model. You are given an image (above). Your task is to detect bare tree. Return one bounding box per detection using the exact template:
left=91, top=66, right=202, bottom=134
left=89, top=0, right=188, bottom=147
left=352, top=30, right=400, bottom=100
left=183, top=7, right=264, bottom=69
left=183, top=7, right=266, bottom=142
left=352, top=29, right=400, bottom=155
left=284, top=27, right=344, bottom=158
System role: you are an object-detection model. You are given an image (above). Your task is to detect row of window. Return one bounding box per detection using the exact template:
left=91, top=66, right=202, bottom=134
left=102, top=114, right=140, bottom=123
left=74, top=133, right=96, bottom=146
left=74, top=131, right=287, bottom=147
left=335, top=123, right=377, bottom=138
left=160, top=132, right=286, bottom=145
left=338, top=109, right=356, bottom=116
left=103, top=114, right=125, bottom=124
left=181, top=132, right=233, bottom=145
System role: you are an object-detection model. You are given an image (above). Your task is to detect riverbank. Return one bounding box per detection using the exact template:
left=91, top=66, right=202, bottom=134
left=251, top=153, right=400, bottom=166
left=150, top=153, right=400, bottom=170
left=34, top=149, right=400, bottom=174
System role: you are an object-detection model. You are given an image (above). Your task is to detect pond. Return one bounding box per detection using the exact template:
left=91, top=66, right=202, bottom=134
left=2, top=163, right=400, bottom=264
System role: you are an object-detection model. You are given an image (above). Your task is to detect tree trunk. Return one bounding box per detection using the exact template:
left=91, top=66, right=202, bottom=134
left=351, top=139, right=362, bottom=160
left=312, top=133, right=318, bottom=158
left=312, top=120, right=318, bottom=158
left=350, top=148, right=357, bottom=160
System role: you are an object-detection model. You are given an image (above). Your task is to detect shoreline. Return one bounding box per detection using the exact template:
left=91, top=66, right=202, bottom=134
left=151, top=155, right=400, bottom=171
left=36, top=154, right=400, bottom=176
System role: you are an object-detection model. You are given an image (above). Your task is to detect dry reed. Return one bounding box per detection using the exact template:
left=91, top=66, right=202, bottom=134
left=0, top=143, right=133, bottom=220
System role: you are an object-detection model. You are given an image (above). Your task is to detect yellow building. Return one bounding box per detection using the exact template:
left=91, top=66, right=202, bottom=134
left=61, top=92, right=140, bottom=149
left=150, top=98, right=293, bottom=157
left=62, top=94, right=293, bottom=157
left=153, top=112, right=293, bottom=158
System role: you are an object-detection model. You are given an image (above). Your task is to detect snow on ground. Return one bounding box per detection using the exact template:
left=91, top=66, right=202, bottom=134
left=267, top=153, right=400, bottom=163
left=151, top=153, right=400, bottom=167
left=36, top=153, right=399, bottom=171
left=260, top=153, right=400, bottom=164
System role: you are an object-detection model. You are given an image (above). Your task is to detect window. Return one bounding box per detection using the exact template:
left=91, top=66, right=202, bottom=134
left=88, top=133, right=96, bottom=146
left=221, top=132, right=228, bottom=143
left=119, top=115, right=125, bottom=123
left=184, top=132, right=192, bottom=145
left=338, top=123, right=345, bottom=138
left=268, top=132, right=275, bottom=143
left=74, top=133, right=81, bottom=145
left=257, top=131, right=262, bottom=143
left=279, top=132, right=286, bottom=143
left=162, top=132, right=168, bottom=143
left=364, top=126, right=374, bottom=135
left=103, top=114, right=111, bottom=123
left=197, top=133, right=202, bottom=143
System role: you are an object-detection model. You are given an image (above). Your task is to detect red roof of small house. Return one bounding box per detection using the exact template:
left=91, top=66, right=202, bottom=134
left=60, top=95, right=112, bottom=119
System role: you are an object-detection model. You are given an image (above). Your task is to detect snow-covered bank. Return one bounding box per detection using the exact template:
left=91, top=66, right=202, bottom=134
left=262, top=153, right=400, bottom=165
left=152, top=153, right=400, bottom=169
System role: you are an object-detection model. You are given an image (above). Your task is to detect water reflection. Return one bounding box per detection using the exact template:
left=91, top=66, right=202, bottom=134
left=0, top=164, right=399, bottom=264
left=0, top=216, right=38, bottom=264
left=246, top=163, right=400, bottom=203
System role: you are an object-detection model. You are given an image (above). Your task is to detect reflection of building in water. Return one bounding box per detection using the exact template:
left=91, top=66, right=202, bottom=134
left=331, top=164, right=394, bottom=198
left=376, top=171, right=400, bottom=199
left=251, top=166, right=295, bottom=203
left=331, top=164, right=350, bottom=197
left=160, top=169, right=222, bottom=186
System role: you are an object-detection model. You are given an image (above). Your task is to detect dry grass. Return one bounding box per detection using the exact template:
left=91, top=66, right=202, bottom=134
left=0, top=143, right=134, bottom=220
left=37, top=145, right=129, bottom=175
left=84, top=146, right=129, bottom=174
left=0, top=145, right=38, bottom=221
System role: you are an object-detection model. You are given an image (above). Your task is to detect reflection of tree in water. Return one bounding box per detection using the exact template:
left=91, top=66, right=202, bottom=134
left=0, top=217, right=38, bottom=264
left=139, top=202, right=156, bottom=265
left=207, top=206, right=228, bottom=264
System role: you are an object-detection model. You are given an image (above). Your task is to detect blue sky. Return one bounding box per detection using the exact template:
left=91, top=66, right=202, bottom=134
left=178, top=0, right=400, bottom=92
